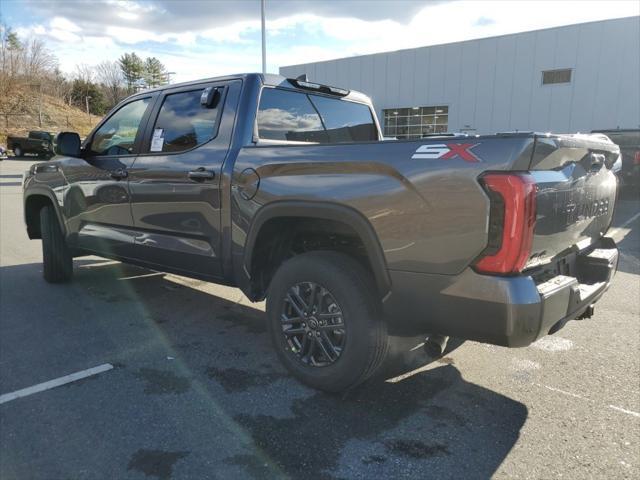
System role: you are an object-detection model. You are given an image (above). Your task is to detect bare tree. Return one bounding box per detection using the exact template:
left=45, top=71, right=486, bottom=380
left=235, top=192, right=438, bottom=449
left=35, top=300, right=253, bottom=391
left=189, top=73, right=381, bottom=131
left=74, top=63, right=94, bottom=83
left=45, top=68, right=73, bottom=105
left=95, top=60, right=124, bottom=107
left=23, top=37, right=57, bottom=78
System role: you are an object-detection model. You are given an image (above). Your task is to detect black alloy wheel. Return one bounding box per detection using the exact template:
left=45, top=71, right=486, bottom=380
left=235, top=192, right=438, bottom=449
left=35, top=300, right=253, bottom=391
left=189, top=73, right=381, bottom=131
left=266, top=251, right=388, bottom=392
left=281, top=281, right=346, bottom=367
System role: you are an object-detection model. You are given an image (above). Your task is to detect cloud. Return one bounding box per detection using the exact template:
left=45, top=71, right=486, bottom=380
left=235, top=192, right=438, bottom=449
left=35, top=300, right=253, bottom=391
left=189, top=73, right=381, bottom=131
left=474, top=16, right=495, bottom=27
left=22, top=0, right=435, bottom=33
left=49, top=17, right=82, bottom=32
left=9, top=0, right=639, bottom=83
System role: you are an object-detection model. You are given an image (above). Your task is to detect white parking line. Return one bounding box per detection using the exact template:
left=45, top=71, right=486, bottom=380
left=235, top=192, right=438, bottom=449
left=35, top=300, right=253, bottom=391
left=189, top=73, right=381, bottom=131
left=535, top=383, right=640, bottom=419
left=609, top=405, right=640, bottom=418
left=536, top=383, right=585, bottom=399
left=609, top=211, right=640, bottom=240
left=119, top=272, right=164, bottom=281
left=0, top=363, right=113, bottom=405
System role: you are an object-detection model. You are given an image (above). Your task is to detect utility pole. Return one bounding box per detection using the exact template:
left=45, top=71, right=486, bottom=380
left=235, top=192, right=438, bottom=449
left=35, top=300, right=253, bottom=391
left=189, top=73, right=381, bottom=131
left=38, top=84, right=42, bottom=127
left=166, top=71, right=176, bottom=84
left=261, top=0, right=266, bottom=74
left=85, top=96, right=91, bottom=125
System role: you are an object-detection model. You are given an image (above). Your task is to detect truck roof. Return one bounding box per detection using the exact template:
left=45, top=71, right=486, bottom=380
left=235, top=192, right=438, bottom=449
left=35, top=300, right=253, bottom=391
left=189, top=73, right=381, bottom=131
left=140, top=72, right=373, bottom=104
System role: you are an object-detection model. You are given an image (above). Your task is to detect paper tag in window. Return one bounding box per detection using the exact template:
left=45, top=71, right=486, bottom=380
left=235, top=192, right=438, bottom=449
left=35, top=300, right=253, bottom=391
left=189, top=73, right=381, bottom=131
left=150, top=136, right=164, bottom=152
left=153, top=128, right=163, bottom=138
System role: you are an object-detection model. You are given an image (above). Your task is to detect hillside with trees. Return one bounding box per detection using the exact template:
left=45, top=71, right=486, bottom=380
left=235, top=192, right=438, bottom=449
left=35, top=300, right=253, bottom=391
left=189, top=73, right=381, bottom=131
left=0, top=25, right=171, bottom=146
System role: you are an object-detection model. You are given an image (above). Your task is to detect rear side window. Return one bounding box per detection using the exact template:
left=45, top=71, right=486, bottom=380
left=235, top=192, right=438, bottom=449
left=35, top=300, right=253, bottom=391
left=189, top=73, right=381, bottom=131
left=308, top=95, right=377, bottom=142
left=150, top=88, right=220, bottom=153
left=257, top=88, right=326, bottom=142
left=257, top=88, right=377, bottom=144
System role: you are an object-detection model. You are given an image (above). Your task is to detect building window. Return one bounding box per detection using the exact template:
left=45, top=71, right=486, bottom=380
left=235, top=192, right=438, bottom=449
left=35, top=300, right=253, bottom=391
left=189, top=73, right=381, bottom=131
left=383, top=106, right=448, bottom=139
left=542, top=69, right=572, bottom=85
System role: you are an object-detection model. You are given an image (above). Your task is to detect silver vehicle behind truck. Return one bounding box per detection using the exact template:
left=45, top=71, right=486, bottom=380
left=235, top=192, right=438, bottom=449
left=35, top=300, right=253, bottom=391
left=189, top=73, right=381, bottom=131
left=23, top=74, right=620, bottom=391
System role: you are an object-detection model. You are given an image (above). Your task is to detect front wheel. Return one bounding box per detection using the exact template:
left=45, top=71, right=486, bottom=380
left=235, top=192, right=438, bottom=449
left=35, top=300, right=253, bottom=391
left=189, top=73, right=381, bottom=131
left=13, top=146, right=23, bottom=157
left=40, top=205, right=73, bottom=283
left=266, top=252, right=387, bottom=392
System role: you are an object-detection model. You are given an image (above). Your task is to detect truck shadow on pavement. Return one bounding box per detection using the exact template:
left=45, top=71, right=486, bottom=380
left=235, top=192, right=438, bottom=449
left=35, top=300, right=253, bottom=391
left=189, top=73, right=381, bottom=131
left=1, top=259, right=528, bottom=480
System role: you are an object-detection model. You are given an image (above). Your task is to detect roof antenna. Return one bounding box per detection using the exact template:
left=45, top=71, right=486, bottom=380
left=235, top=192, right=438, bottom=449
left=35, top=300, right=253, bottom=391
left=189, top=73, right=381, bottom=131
left=296, top=74, right=308, bottom=82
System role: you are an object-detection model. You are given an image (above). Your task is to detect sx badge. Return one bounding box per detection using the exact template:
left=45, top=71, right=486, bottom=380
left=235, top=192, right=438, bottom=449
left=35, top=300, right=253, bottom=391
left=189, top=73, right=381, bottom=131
left=412, top=143, right=481, bottom=162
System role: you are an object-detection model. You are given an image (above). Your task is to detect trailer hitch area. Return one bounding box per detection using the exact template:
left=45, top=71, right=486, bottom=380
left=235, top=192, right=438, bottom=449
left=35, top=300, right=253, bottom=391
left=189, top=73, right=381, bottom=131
left=577, top=304, right=595, bottom=320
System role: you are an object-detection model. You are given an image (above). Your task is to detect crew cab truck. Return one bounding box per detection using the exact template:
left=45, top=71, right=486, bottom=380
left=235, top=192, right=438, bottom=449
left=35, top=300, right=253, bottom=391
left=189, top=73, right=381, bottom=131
left=8, top=130, right=55, bottom=158
left=23, top=74, right=620, bottom=392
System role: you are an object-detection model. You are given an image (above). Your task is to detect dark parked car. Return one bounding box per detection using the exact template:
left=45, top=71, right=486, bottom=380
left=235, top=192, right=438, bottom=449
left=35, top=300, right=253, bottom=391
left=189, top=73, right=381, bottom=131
left=7, top=130, right=55, bottom=158
left=22, top=74, right=620, bottom=391
left=592, top=129, right=640, bottom=189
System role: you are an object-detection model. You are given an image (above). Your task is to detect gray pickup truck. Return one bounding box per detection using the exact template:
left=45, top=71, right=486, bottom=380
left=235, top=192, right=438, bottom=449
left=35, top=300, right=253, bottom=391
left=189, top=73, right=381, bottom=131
left=23, top=74, right=620, bottom=391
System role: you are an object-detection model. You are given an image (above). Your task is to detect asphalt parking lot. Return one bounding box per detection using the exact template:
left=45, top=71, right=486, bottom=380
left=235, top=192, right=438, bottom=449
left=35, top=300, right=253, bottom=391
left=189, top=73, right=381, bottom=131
left=1, top=158, right=638, bottom=480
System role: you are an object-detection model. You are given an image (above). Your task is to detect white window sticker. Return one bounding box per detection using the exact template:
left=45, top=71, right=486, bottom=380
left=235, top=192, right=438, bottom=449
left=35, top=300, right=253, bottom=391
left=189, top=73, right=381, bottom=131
left=150, top=128, right=164, bottom=152
left=150, top=136, right=164, bottom=152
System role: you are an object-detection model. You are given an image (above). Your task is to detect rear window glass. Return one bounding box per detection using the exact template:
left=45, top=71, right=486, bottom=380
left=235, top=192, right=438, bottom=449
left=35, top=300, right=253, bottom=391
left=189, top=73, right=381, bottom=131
left=150, top=88, right=220, bottom=153
left=308, top=95, right=378, bottom=142
left=257, top=88, right=377, bottom=144
left=257, top=88, right=326, bottom=142
left=29, top=132, right=50, bottom=140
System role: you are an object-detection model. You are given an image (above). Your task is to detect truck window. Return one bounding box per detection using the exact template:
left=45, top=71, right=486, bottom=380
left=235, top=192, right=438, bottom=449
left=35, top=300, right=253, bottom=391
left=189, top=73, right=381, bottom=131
left=149, top=89, right=220, bottom=153
left=90, top=97, right=151, bottom=156
left=308, top=95, right=378, bottom=142
left=257, top=88, right=327, bottom=143
left=29, top=132, right=45, bottom=140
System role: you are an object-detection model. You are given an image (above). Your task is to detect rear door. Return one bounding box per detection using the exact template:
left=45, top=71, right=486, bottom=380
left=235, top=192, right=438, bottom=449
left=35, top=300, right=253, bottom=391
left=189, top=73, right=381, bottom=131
left=127, top=80, right=239, bottom=278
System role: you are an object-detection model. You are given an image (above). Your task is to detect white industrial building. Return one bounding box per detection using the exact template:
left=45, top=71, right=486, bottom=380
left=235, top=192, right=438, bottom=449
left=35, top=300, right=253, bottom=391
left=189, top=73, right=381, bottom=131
left=280, top=16, right=640, bottom=138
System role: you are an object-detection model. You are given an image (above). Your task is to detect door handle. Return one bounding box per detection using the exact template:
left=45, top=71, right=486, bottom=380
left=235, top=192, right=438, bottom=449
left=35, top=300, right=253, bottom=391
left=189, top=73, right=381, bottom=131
left=188, top=167, right=215, bottom=180
left=110, top=169, right=128, bottom=180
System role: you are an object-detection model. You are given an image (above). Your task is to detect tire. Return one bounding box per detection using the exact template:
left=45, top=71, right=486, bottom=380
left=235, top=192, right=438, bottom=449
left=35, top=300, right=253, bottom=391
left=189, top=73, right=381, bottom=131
left=266, top=251, right=387, bottom=392
left=40, top=205, right=73, bottom=283
left=14, top=146, right=23, bottom=157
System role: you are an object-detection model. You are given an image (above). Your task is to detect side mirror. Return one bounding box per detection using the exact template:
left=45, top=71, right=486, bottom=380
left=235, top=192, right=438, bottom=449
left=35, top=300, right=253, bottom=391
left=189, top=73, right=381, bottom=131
left=200, top=87, right=220, bottom=108
left=55, top=132, right=81, bottom=157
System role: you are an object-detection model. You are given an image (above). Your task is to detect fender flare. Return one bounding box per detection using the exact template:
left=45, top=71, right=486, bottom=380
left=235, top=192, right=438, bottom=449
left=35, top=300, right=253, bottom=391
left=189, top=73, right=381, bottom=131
left=24, top=188, right=67, bottom=237
left=243, top=200, right=391, bottom=297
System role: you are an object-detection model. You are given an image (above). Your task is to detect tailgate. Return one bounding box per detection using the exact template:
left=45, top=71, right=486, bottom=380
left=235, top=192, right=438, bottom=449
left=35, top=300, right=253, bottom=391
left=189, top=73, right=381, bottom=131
left=526, top=134, right=619, bottom=269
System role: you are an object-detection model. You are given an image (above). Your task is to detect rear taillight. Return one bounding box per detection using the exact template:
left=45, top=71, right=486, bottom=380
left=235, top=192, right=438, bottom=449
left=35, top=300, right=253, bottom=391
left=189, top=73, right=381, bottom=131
left=634, top=151, right=640, bottom=165
left=474, top=173, right=537, bottom=275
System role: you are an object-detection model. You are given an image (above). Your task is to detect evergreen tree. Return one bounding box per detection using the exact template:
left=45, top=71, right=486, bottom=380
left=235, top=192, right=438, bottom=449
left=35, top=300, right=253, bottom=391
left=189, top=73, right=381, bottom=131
left=70, top=79, right=106, bottom=115
left=118, top=52, right=143, bottom=92
left=143, top=57, right=167, bottom=88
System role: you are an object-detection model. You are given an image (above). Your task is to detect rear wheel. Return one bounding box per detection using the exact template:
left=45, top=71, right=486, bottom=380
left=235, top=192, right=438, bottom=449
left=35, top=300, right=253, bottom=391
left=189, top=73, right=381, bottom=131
left=40, top=205, right=73, bottom=283
left=266, top=252, right=387, bottom=392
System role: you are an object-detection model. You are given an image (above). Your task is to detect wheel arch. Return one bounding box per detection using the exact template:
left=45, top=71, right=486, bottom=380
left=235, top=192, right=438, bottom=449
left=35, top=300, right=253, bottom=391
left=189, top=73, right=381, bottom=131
left=242, top=201, right=391, bottom=300
left=24, top=190, right=66, bottom=239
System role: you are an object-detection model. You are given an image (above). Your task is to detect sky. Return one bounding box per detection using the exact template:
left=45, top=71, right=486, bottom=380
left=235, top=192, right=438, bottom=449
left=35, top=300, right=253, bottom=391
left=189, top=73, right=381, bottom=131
left=2, top=0, right=639, bottom=83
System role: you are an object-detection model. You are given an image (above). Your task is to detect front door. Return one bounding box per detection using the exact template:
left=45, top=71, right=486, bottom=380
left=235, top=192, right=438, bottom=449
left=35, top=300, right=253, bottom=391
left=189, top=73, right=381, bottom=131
left=64, top=95, right=155, bottom=259
left=127, top=81, right=237, bottom=278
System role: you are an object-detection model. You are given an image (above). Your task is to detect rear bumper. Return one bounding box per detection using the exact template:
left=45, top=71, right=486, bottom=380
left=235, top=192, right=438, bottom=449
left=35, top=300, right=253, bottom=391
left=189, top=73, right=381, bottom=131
left=382, top=237, right=618, bottom=347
